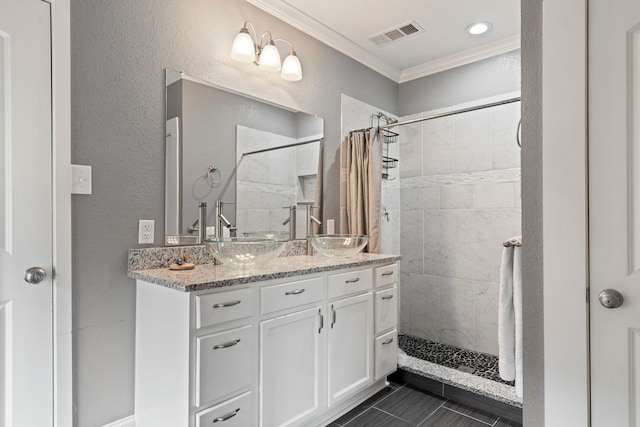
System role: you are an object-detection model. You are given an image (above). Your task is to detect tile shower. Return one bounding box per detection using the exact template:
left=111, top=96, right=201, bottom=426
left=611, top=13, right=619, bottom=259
left=398, top=95, right=521, bottom=380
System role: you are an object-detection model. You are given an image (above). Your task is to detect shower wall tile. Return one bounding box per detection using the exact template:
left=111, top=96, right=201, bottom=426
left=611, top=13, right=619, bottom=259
left=400, top=273, right=441, bottom=342
left=491, top=208, right=522, bottom=283
left=474, top=281, right=500, bottom=356
left=491, top=102, right=521, bottom=170
left=439, top=277, right=475, bottom=349
left=440, top=184, right=473, bottom=209
left=423, top=116, right=455, bottom=176
left=514, top=182, right=521, bottom=208
left=401, top=186, right=440, bottom=210
left=473, top=182, right=516, bottom=209
left=400, top=209, right=424, bottom=274
left=381, top=208, right=401, bottom=255
left=423, top=210, right=455, bottom=277
left=399, top=113, right=423, bottom=178
left=454, top=210, right=493, bottom=282
left=455, top=109, right=492, bottom=173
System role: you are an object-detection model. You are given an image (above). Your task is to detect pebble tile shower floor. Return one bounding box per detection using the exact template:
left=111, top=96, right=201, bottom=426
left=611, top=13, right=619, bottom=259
left=398, top=334, right=514, bottom=386
left=325, top=380, right=521, bottom=427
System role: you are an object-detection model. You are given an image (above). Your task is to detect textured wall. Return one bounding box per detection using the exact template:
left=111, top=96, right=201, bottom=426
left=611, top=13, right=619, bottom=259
left=398, top=99, right=521, bottom=355
left=521, top=0, right=544, bottom=424
left=399, top=50, right=521, bottom=117
left=70, top=1, right=397, bottom=425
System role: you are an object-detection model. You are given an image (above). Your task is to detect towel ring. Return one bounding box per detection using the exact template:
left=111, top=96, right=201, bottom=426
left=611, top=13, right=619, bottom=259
left=207, top=165, right=222, bottom=186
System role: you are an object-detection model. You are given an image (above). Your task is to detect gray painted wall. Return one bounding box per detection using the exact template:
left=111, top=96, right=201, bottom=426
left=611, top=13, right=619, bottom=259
left=521, top=0, right=544, bottom=424
left=399, top=50, right=521, bottom=117
left=70, top=0, right=397, bottom=425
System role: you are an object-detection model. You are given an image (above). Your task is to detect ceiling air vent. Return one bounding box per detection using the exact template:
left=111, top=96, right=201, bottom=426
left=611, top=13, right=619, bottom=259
left=368, top=20, right=424, bottom=46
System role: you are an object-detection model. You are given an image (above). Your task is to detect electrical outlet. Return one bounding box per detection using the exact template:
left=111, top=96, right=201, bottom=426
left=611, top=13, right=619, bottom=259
left=138, top=220, right=154, bottom=244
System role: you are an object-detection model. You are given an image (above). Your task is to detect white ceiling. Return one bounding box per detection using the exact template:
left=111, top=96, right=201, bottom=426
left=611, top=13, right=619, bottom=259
left=247, top=0, right=521, bottom=83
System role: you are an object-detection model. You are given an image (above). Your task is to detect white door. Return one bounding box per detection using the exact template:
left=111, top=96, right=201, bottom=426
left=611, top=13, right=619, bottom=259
left=0, top=1, right=53, bottom=426
left=590, top=0, right=640, bottom=425
left=328, top=293, right=373, bottom=406
left=260, top=306, right=326, bottom=427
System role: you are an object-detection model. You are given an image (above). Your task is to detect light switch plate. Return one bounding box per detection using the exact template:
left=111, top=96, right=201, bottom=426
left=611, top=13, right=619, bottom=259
left=71, top=164, right=92, bottom=194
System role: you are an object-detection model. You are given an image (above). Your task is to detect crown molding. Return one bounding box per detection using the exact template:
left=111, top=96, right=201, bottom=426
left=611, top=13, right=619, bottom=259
left=399, top=34, right=521, bottom=83
left=246, top=0, right=402, bottom=82
left=247, top=0, right=520, bottom=84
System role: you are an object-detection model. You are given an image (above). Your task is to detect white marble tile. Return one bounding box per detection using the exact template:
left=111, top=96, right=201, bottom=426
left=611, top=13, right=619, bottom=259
left=440, top=184, right=473, bottom=209
left=513, top=181, right=521, bottom=208
left=439, top=277, right=475, bottom=349
left=491, top=208, right=522, bottom=283
left=423, top=116, right=455, bottom=176
left=455, top=109, right=492, bottom=173
left=423, top=210, right=456, bottom=277
left=400, top=210, right=424, bottom=274
left=381, top=209, right=401, bottom=255
left=474, top=281, right=499, bottom=356
left=401, top=185, right=440, bottom=210
left=403, top=273, right=441, bottom=342
left=399, top=113, right=423, bottom=178
left=491, top=102, right=521, bottom=170
left=454, top=210, right=492, bottom=281
left=473, top=182, right=516, bottom=209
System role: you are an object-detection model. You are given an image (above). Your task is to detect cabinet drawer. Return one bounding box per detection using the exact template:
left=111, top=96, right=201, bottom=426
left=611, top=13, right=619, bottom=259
left=196, top=287, right=252, bottom=329
left=196, top=392, right=253, bottom=427
left=328, top=269, right=373, bottom=299
left=375, top=287, right=398, bottom=334
left=374, top=264, right=398, bottom=288
left=196, top=325, right=252, bottom=407
left=375, top=330, right=398, bottom=380
left=260, top=277, right=324, bottom=315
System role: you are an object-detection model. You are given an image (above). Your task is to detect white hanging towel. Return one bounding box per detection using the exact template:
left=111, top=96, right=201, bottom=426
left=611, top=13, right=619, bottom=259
left=498, top=237, right=523, bottom=398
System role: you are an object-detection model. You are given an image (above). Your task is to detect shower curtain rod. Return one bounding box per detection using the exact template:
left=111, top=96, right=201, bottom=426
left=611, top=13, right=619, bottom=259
left=241, top=137, right=323, bottom=157
left=377, top=96, right=521, bottom=130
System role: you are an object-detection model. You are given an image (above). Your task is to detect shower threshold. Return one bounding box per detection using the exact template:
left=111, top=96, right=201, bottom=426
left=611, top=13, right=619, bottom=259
left=392, top=334, right=523, bottom=423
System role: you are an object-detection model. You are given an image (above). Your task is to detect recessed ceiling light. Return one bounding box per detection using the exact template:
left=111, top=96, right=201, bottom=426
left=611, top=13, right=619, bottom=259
left=466, top=22, right=492, bottom=35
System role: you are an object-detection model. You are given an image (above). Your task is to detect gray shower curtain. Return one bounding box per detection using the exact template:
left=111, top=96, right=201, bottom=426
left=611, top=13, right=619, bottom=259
left=340, top=128, right=382, bottom=253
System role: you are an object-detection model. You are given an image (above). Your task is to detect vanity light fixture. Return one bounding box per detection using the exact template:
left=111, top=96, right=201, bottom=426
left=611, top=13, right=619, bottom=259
left=466, top=21, right=493, bottom=35
left=230, top=21, right=302, bottom=81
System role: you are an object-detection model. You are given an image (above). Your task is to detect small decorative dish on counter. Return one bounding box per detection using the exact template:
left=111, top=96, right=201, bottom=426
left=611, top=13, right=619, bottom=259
left=204, top=237, right=288, bottom=269
left=308, top=234, right=370, bottom=257
left=168, top=248, right=195, bottom=270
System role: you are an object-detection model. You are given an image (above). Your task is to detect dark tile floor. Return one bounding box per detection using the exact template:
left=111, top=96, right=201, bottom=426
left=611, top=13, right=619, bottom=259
left=398, top=334, right=514, bottom=386
left=325, top=381, right=522, bottom=427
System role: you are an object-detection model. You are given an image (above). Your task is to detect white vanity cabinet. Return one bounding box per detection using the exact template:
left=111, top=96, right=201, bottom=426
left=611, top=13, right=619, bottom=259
left=133, top=258, right=399, bottom=427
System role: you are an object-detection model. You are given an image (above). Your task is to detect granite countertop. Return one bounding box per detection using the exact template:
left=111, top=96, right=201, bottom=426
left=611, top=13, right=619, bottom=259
left=128, top=253, right=401, bottom=292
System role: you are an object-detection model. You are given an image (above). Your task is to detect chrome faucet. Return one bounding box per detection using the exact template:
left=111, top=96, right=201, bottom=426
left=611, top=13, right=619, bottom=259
left=306, top=205, right=322, bottom=255
left=282, top=205, right=297, bottom=240
left=186, top=201, right=208, bottom=244
left=215, top=200, right=237, bottom=238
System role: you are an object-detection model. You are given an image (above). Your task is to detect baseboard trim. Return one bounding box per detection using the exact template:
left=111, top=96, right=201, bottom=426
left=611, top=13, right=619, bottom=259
left=102, top=415, right=135, bottom=427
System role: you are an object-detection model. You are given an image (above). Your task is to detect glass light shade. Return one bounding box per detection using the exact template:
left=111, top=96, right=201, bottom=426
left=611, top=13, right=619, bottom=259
left=258, top=43, right=281, bottom=72
left=281, top=53, right=302, bottom=81
left=230, top=29, right=256, bottom=63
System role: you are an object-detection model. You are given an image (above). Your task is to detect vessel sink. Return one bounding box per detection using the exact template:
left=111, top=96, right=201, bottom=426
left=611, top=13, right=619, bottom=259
left=204, top=237, right=288, bottom=269
left=243, top=231, right=291, bottom=240
left=308, top=234, right=370, bottom=257
left=165, top=235, right=199, bottom=246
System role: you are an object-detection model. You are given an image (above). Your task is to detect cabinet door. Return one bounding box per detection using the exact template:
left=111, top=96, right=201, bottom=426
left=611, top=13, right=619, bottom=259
left=328, top=293, right=373, bottom=406
left=260, top=306, right=326, bottom=427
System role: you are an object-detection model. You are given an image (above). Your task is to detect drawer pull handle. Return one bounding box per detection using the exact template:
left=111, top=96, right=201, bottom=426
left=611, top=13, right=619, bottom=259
left=318, top=309, right=324, bottom=334
left=213, top=300, right=241, bottom=308
left=213, top=339, right=241, bottom=350
left=331, top=305, right=336, bottom=328
left=382, top=295, right=394, bottom=300
left=382, top=271, right=394, bottom=276
left=285, top=288, right=305, bottom=296
left=345, top=278, right=360, bottom=284
left=382, top=338, right=394, bottom=345
left=213, top=407, right=240, bottom=423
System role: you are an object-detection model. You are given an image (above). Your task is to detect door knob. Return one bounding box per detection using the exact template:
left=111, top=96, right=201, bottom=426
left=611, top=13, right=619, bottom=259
left=598, top=288, right=624, bottom=309
left=24, top=267, right=46, bottom=284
